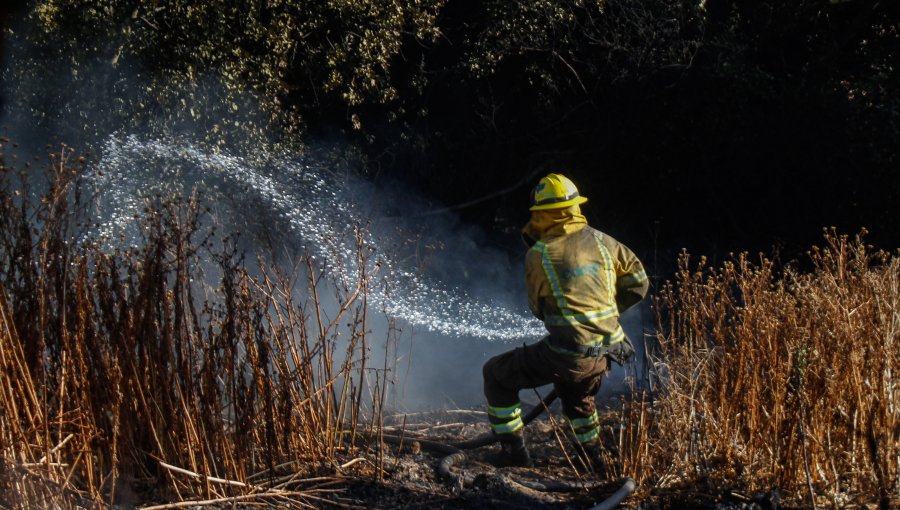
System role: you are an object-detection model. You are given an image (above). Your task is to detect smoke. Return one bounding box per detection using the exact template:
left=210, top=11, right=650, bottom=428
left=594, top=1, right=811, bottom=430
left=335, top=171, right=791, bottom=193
left=74, top=133, right=541, bottom=406
left=0, top=9, right=652, bottom=412
left=82, top=134, right=655, bottom=409
left=82, top=134, right=543, bottom=338
left=0, top=12, right=286, bottom=162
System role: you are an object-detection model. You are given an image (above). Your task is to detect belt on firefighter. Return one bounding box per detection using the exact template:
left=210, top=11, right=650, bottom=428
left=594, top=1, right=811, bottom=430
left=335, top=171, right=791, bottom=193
left=543, top=336, right=606, bottom=358
left=543, top=324, right=625, bottom=358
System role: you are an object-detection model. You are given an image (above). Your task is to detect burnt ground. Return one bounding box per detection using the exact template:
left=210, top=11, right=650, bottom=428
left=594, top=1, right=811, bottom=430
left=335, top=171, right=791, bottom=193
left=314, top=402, right=797, bottom=510
left=133, top=402, right=798, bottom=510
left=332, top=409, right=632, bottom=510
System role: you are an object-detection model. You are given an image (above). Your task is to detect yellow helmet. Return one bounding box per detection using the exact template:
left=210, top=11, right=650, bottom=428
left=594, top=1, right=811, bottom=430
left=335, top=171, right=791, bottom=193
left=529, top=173, right=589, bottom=211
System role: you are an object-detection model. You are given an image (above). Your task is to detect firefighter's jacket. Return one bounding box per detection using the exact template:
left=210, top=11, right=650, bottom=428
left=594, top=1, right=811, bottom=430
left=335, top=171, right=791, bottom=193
left=522, top=206, right=649, bottom=362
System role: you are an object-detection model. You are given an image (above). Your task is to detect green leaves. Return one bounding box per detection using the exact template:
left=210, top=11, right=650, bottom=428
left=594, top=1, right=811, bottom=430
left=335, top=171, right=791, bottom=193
left=25, top=0, right=445, bottom=131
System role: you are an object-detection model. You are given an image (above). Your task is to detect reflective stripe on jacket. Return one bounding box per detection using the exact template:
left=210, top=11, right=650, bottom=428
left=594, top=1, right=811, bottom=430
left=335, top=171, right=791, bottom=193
left=525, top=224, right=648, bottom=351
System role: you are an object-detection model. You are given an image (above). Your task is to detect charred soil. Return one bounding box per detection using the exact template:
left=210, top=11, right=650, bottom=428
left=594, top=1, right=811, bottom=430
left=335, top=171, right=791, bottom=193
left=284, top=406, right=799, bottom=510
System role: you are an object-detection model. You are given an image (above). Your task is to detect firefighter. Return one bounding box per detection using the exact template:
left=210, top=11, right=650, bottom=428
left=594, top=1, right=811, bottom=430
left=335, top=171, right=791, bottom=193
left=482, top=173, right=649, bottom=471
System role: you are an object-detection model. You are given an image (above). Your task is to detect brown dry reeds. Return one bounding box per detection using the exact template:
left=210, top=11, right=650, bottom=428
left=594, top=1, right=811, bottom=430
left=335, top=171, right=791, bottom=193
left=634, top=232, right=899, bottom=508
left=0, top=141, right=384, bottom=508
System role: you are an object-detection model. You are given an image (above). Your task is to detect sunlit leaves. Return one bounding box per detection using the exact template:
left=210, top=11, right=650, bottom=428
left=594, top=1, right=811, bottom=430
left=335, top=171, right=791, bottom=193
left=27, top=0, right=445, bottom=118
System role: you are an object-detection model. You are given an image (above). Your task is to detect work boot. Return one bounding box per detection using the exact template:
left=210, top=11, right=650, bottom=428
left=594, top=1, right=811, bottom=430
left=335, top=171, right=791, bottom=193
left=487, top=431, right=533, bottom=468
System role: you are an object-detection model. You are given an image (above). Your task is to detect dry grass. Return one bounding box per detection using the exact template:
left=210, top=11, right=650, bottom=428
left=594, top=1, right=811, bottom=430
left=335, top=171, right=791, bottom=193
left=629, top=232, right=899, bottom=508
left=5, top=140, right=898, bottom=509
left=0, top=141, right=385, bottom=508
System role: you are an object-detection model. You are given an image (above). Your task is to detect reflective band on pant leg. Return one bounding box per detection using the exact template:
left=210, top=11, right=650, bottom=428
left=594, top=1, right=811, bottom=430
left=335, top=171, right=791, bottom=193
left=566, top=411, right=600, bottom=444
left=566, top=411, right=599, bottom=429
left=575, top=426, right=600, bottom=444
left=491, top=416, right=524, bottom=434
left=488, top=403, right=523, bottom=419
left=489, top=403, right=524, bottom=435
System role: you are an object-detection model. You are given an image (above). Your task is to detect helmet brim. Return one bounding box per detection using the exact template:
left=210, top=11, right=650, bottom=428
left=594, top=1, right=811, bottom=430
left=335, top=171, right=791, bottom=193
left=529, top=195, right=588, bottom=211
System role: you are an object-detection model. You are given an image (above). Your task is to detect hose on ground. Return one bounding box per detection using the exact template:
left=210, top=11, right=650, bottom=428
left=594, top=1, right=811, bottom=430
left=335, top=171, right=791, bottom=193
left=512, top=477, right=611, bottom=493
left=372, top=390, right=560, bottom=483
left=369, top=389, right=637, bottom=508
left=435, top=388, right=559, bottom=481
left=588, top=477, right=636, bottom=510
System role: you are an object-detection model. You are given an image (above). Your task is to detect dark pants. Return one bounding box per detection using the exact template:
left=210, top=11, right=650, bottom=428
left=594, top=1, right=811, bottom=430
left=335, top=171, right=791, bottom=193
left=482, top=338, right=608, bottom=442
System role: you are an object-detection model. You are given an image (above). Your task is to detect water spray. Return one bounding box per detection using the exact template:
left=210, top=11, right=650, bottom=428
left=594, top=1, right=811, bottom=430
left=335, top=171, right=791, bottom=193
left=83, top=134, right=544, bottom=342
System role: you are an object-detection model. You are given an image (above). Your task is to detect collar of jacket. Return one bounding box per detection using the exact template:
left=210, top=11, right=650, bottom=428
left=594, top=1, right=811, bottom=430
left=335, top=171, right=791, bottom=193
left=521, top=204, right=588, bottom=244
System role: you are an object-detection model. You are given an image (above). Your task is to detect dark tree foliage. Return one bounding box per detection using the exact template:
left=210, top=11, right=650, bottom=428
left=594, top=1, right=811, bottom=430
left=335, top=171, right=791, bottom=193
left=373, top=0, right=900, bottom=265
left=6, top=0, right=900, bottom=266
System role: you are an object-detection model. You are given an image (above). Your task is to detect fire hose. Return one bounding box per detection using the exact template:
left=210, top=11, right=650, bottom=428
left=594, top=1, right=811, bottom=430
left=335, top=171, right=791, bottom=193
left=373, top=389, right=636, bottom=509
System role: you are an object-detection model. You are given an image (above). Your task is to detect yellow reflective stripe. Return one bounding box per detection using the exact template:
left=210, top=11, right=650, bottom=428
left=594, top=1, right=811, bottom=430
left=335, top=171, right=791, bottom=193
left=576, top=427, right=600, bottom=443
left=618, top=269, right=647, bottom=287
left=535, top=242, right=575, bottom=322
left=488, top=404, right=522, bottom=419
left=594, top=234, right=616, bottom=301
left=534, top=190, right=580, bottom=207
left=491, top=417, right=524, bottom=434
left=544, top=307, right=618, bottom=326
left=582, top=325, right=624, bottom=348
left=568, top=411, right=599, bottom=429
left=597, top=326, right=625, bottom=346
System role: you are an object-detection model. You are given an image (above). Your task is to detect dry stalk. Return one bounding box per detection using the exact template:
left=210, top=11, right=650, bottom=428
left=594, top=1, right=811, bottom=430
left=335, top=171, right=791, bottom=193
left=0, top=143, right=388, bottom=508
left=629, top=231, right=899, bottom=507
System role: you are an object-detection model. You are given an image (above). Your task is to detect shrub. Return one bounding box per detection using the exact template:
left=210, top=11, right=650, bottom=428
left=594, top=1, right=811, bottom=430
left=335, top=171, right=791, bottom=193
left=642, top=232, right=899, bottom=507
left=0, top=141, right=384, bottom=508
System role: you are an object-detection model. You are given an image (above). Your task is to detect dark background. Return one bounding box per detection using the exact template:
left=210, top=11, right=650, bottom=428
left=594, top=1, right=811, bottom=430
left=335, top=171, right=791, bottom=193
left=341, top=1, right=900, bottom=273
left=2, top=0, right=898, bottom=277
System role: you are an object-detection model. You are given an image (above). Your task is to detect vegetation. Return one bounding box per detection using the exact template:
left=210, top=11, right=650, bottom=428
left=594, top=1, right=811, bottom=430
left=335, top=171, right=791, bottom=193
left=637, top=232, right=899, bottom=507
left=2, top=143, right=897, bottom=508
left=2, top=1, right=899, bottom=507
left=0, top=141, right=390, bottom=508
left=6, top=1, right=899, bottom=257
